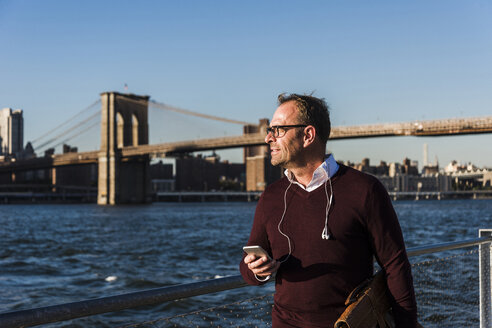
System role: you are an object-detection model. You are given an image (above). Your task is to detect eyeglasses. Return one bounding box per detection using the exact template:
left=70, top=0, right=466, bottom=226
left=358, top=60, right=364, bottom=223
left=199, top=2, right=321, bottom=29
left=266, top=125, right=307, bottom=138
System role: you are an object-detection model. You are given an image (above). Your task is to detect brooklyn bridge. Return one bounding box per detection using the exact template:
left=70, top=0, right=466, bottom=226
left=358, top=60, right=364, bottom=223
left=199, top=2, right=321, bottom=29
left=1, top=92, right=492, bottom=204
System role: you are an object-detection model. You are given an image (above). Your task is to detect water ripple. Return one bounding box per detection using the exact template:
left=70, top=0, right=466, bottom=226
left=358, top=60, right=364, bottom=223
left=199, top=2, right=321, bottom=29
left=0, top=200, right=491, bottom=326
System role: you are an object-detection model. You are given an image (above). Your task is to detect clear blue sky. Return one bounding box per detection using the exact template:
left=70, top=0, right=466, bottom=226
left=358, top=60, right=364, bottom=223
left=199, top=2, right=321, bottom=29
left=1, top=0, right=491, bottom=167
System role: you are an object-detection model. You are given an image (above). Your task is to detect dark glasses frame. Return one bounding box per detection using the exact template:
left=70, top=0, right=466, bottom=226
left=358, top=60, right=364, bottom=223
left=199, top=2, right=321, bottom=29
left=266, top=125, right=308, bottom=138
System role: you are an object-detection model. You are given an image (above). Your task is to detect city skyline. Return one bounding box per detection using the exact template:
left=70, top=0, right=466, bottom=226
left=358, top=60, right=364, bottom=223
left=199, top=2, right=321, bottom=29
left=1, top=1, right=491, bottom=167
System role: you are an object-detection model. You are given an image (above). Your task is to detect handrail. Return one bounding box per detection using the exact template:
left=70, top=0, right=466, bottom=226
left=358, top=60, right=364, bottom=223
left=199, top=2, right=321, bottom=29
left=407, top=236, right=492, bottom=256
left=0, top=276, right=248, bottom=328
left=1, top=236, right=492, bottom=328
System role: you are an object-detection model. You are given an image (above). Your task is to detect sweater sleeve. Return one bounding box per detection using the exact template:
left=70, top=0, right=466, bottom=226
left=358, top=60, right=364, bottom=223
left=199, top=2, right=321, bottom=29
left=365, top=180, right=418, bottom=328
left=239, top=194, right=273, bottom=286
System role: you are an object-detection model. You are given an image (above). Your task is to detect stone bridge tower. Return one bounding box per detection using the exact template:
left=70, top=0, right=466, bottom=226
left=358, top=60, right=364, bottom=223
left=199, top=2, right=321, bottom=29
left=98, top=92, right=151, bottom=205
left=244, top=119, right=281, bottom=191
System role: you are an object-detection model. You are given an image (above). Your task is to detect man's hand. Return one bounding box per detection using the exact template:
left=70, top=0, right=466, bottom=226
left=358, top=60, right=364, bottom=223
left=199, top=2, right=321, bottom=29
left=244, top=254, right=280, bottom=277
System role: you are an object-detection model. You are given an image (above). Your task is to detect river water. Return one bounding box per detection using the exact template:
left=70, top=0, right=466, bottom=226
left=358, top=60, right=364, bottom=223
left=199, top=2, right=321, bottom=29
left=1, top=199, right=492, bottom=327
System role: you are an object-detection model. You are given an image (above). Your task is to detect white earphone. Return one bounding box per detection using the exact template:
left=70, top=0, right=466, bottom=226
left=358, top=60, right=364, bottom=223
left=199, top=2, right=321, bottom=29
left=278, top=164, right=333, bottom=263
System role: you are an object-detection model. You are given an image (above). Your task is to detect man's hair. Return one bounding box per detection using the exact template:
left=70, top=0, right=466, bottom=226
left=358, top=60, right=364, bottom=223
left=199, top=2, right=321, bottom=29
left=277, top=93, right=331, bottom=144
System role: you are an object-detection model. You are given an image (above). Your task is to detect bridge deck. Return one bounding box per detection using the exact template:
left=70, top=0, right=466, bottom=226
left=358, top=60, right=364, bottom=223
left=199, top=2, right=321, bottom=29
left=122, top=116, right=492, bottom=157
left=1, top=116, right=491, bottom=169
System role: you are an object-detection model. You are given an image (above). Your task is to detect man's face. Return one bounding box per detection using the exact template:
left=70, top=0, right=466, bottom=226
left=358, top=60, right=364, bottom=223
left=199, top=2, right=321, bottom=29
left=265, top=101, right=305, bottom=168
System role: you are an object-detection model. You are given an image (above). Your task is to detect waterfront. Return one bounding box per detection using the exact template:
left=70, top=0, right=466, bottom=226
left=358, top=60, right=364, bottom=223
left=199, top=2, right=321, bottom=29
left=1, top=200, right=492, bottom=327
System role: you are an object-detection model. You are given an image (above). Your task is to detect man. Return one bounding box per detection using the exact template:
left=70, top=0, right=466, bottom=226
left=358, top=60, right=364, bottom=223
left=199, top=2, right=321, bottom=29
left=239, top=93, right=418, bottom=327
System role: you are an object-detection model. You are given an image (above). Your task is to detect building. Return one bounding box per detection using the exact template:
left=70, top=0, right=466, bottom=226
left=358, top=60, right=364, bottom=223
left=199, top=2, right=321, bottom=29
left=175, top=153, right=245, bottom=191
left=378, top=173, right=451, bottom=192
left=0, top=107, right=24, bottom=157
left=444, top=160, right=492, bottom=189
left=353, top=158, right=389, bottom=176
left=349, top=157, right=452, bottom=192
left=150, top=160, right=175, bottom=192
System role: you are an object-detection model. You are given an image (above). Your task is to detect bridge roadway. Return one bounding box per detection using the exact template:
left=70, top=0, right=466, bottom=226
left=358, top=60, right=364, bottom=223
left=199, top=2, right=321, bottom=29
left=1, top=116, right=491, bottom=170
left=122, top=115, right=492, bottom=157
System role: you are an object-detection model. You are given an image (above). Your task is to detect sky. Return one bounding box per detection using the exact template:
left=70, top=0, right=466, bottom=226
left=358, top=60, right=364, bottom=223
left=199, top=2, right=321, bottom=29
left=1, top=0, right=491, bottom=168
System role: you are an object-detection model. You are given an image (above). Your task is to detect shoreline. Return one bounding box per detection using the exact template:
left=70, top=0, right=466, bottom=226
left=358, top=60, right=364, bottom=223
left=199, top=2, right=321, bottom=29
left=0, top=190, right=491, bottom=204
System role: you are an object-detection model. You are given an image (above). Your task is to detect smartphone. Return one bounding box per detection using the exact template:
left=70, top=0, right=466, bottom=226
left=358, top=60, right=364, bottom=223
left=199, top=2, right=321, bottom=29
left=243, top=245, right=272, bottom=261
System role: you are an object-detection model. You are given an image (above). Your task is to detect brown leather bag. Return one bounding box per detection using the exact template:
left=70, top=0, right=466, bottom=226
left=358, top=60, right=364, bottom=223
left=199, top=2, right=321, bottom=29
left=334, top=270, right=395, bottom=328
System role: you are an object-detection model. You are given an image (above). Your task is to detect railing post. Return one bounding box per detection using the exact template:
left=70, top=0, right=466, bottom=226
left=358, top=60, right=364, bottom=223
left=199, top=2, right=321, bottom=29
left=479, top=229, right=492, bottom=328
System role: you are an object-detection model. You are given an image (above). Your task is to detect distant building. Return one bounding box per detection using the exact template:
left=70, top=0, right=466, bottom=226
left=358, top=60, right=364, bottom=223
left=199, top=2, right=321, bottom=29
left=62, top=144, right=78, bottom=153
left=351, top=157, right=492, bottom=192
left=150, top=160, right=173, bottom=179
left=44, top=148, right=55, bottom=157
left=445, top=160, right=492, bottom=189
left=388, top=162, right=402, bottom=177
left=0, top=107, right=24, bottom=157
left=422, top=164, right=439, bottom=175
left=484, top=172, right=492, bottom=188
left=175, top=153, right=245, bottom=191
left=381, top=173, right=451, bottom=192
left=444, top=160, right=463, bottom=174
left=401, top=158, right=419, bottom=175
left=17, top=141, right=36, bottom=160
left=349, top=157, right=452, bottom=192
left=353, top=158, right=389, bottom=176
left=422, top=152, right=439, bottom=175
left=150, top=160, right=175, bottom=192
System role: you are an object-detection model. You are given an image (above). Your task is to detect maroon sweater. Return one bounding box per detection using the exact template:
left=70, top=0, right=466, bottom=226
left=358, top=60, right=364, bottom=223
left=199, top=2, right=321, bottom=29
left=240, top=164, right=417, bottom=328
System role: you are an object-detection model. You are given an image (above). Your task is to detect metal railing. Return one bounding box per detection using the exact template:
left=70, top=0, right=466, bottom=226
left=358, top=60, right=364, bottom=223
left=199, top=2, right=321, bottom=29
left=1, top=232, right=492, bottom=328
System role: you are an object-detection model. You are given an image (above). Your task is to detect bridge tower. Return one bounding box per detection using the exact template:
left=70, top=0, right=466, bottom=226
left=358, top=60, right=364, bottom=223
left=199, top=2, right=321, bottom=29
left=244, top=119, right=281, bottom=191
left=98, top=92, right=151, bottom=205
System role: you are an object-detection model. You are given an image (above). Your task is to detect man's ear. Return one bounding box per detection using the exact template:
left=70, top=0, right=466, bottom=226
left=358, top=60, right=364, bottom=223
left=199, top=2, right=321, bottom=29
left=303, top=126, right=316, bottom=147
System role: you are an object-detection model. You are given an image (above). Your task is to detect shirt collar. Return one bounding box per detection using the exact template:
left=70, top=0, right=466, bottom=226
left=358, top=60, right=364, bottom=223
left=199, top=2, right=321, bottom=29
left=284, top=154, right=339, bottom=192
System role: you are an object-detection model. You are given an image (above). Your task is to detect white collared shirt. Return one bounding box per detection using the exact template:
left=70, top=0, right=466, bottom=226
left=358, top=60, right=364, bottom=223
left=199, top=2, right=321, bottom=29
left=284, top=154, right=339, bottom=192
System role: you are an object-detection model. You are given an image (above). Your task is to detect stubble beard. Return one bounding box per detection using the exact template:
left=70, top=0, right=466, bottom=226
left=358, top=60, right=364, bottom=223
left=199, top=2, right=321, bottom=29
left=270, top=148, right=286, bottom=167
left=270, top=157, right=282, bottom=167
left=270, top=144, right=298, bottom=168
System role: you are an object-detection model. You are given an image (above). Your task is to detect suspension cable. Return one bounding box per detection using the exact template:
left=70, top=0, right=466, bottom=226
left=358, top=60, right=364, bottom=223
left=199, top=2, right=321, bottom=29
left=34, top=111, right=100, bottom=151
left=50, top=120, right=101, bottom=151
left=31, top=99, right=100, bottom=145
left=149, top=99, right=253, bottom=126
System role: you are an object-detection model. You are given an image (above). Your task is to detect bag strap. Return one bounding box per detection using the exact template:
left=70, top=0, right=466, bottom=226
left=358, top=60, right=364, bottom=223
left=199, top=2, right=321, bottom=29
left=345, top=271, right=386, bottom=306
left=345, top=277, right=372, bottom=306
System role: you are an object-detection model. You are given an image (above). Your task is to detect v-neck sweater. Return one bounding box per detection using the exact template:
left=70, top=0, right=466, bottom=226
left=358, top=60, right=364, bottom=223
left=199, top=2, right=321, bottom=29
left=240, top=164, right=417, bottom=328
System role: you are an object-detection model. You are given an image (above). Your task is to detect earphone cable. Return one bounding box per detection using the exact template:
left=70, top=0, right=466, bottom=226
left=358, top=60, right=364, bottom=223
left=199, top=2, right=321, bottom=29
left=278, top=180, right=293, bottom=264
left=322, top=176, right=333, bottom=239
